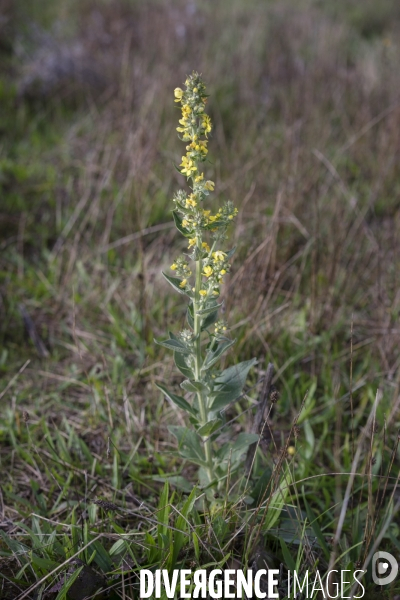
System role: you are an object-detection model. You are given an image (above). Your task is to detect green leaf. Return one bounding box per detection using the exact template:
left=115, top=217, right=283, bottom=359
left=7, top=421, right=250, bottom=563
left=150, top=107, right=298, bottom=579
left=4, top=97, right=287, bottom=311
left=303, top=496, right=330, bottom=558
left=152, top=475, right=193, bottom=493
left=109, top=539, right=127, bottom=556
left=209, top=358, right=256, bottom=411
left=157, top=482, right=171, bottom=547
left=226, top=246, right=236, bottom=259
left=280, top=538, right=296, bottom=572
left=251, top=467, right=273, bottom=504
left=174, top=351, right=194, bottom=379
left=156, top=383, right=198, bottom=417
left=263, top=468, right=293, bottom=532
left=187, top=303, right=194, bottom=328
left=197, top=301, right=223, bottom=316
left=180, top=380, right=207, bottom=393
left=91, top=539, right=113, bottom=572
left=162, top=272, right=190, bottom=296
left=169, top=426, right=206, bottom=466
left=203, top=339, right=236, bottom=370
left=203, top=220, right=226, bottom=230
left=201, top=309, right=219, bottom=331
left=216, top=433, right=259, bottom=465
left=232, top=432, right=259, bottom=453
left=197, top=419, right=223, bottom=437
left=30, top=553, right=59, bottom=571
left=156, top=337, right=191, bottom=354
left=172, top=210, right=192, bottom=237
left=303, top=420, right=315, bottom=459
left=170, top=487, right=198, bottom=569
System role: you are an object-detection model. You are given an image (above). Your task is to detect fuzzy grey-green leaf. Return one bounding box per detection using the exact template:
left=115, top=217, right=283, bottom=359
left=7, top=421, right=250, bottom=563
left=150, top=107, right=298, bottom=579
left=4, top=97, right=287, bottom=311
left=156, top=383, right=198, bottom=417
left=162, top=272, right=190, bottom=295
left=156, top=338, right=191, bottom=354
left=180, top=380, right=207, bottom=393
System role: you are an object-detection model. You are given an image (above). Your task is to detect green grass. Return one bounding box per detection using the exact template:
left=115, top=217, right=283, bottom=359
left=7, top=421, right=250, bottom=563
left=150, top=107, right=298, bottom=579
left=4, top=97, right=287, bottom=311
left=1, top=0, right=400, bottom=597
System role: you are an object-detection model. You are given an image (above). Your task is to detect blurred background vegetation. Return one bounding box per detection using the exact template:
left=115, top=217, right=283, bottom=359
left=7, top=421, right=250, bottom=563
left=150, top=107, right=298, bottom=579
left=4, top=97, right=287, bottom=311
left=1, top=0, right=400, bottom=414
left=1, top=0, right=400, bottom=596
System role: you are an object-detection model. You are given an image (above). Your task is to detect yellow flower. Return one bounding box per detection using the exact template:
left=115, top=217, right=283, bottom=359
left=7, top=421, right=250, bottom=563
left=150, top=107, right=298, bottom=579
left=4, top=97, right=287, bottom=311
left=287, top=446, right=296, bottom=456
left=180, top=155, right=197, bottom=176
left=202, top=242, right=210, bottom=252
left=196, top=143, right=208, bottom=156
left=203, top=265, right=213, bottom=277
left=182, top=104, right=191, bottom=116
left=185, top=195, right=197, bottom=208
left=219, top=269, right=226, bottom=275
left=182, top=219, right=189, bottom=228
left=212, top=251, right=226, bottom=261
left=188, top=238, right=196, bottom=248
left=174, top=88, right=183, bottom=101
left=179, top=279, right=187, bottom=288
left=202, top=114, right=212, bottom=136
left=170, top=263, right=177, bottom=270
left=199, top=289, right=207, bottom=296
left=195, top=173, right=204, bottom=182
left=205, top=180, right=214, bottom=191
left=202, top=210, right=211, bottom=217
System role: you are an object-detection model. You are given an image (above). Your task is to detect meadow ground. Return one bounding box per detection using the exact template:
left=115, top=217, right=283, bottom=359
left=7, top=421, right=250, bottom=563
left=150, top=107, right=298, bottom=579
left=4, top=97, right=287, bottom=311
left=1, top=0, right=400, bottom=598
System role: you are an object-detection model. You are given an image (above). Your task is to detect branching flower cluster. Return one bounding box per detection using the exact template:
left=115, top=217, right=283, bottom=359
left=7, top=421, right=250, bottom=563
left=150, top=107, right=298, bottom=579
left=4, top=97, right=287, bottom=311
left=170, top=75, right=238, bottom=299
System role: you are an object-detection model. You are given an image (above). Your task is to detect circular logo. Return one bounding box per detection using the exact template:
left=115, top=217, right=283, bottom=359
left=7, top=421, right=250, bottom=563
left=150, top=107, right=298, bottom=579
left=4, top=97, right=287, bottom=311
left=372, top=551, right=398, bottom=585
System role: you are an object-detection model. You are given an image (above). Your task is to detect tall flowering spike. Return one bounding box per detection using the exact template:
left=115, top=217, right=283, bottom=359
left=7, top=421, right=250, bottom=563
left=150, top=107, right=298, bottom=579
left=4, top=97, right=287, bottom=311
left=158, top=73, right=256, bottom=490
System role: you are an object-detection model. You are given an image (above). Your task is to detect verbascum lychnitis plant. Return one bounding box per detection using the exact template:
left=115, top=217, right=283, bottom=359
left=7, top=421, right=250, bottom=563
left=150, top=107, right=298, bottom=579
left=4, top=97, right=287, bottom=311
left=157, top=73, right=258, bottom=493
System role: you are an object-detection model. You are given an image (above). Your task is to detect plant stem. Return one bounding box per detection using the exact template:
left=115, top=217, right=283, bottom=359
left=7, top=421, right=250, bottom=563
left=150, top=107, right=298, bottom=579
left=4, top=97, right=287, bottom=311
left=194, top=236, right=214, bottom=484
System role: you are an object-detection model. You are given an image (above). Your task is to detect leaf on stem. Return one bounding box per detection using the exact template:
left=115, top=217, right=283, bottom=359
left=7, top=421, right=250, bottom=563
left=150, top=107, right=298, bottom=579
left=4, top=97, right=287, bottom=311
left=202, top=338, right=236, bottom=370
left=209, top=358, right=257, bottom=411
left=197, top=301, right=223, bottom=316
left=197, top=419, right=223, bottom=437
left=162, top=272, right=191, bottom=296
left=169, top=426, right=207, bottom=467
left=156, top=383, right=198, bottom=417
left=174, top=351, right=194, bottom=379
left=180, top=380, right=207, bottom=393
left=156, top=334, right=192, bottom=354
left=187, top=303, right=194, bottom=328
left=201, top=309, right=219, bottom=331
left=172, top=210, right=192, bottom=238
